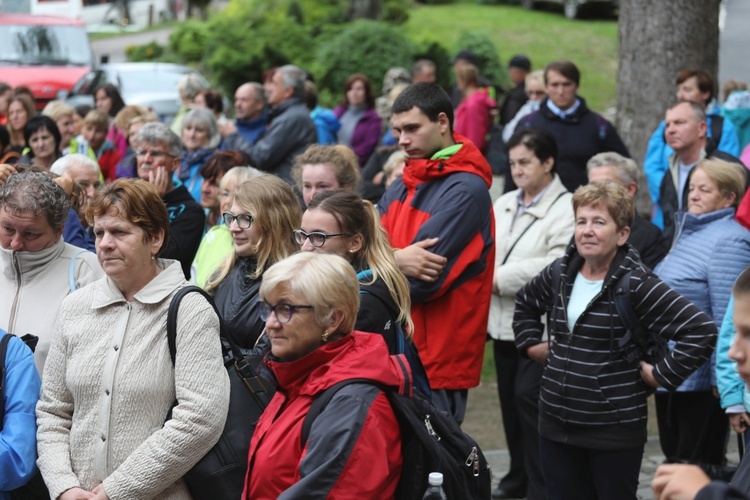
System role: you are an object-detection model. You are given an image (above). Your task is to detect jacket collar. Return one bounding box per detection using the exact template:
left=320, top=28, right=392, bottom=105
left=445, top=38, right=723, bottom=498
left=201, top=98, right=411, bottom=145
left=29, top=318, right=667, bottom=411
left=91, top=258, right=185, bottom=309
left=402, top=133, right=493, bottom=189
left=516, top=174, right=569, bottom=219
left=675, top=207, right=735, bottom=234
left=539, top=96, right=590, bottom=123
left=1, top=238, right=66, bottom=278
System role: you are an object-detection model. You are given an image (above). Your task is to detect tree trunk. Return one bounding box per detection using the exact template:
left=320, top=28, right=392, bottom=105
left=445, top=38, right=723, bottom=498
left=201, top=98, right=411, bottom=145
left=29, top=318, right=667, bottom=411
left=616, top=0, right=721, bottom=167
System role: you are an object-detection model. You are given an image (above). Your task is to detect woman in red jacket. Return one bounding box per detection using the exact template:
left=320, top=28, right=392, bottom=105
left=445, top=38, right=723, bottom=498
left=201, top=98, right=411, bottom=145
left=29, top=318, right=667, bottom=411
left=243, top=252, right=404, bottom=499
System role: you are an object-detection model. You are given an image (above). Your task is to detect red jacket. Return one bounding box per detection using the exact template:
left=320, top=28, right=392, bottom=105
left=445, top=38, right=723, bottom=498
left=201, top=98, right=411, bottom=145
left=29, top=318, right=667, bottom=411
left=378, top=135, right=495, bottom=390
left=243, top=332, right=405, bottom=499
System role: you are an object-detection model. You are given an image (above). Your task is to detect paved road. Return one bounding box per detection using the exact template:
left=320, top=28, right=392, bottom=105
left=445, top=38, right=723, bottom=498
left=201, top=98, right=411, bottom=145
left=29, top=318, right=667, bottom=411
left=719, top=0, right=750, bottom=88
left=91, top=28, right=173, bottom=64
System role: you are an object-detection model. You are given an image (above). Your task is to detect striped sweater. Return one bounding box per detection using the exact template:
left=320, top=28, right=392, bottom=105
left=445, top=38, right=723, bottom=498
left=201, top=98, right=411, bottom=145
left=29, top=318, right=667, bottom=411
left=514, top=243, right=716, bottom=450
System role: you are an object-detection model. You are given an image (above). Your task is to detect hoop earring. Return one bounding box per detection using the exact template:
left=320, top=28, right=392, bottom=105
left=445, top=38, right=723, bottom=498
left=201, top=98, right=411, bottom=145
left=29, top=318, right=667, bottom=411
left=321, top=330, right=330, bottom=342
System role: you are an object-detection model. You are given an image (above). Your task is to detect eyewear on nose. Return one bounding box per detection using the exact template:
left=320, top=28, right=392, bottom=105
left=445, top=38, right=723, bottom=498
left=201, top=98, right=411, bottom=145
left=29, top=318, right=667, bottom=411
left=292, top=229, right=352, bottom=248
left=258, top=301, right=314, bottom=324
left=136, top=149, right=172, bottom=158
left=223, top=212, right=254, bottom=229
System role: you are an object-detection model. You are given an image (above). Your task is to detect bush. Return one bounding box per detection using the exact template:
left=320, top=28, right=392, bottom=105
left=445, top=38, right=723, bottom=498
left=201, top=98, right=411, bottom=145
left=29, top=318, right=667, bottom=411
left=454, top=31, right=507, bottom=90
left=316, top=20, right=414, bottom=100
left=382, top=0, right=409, bottom=24
left=168, top=20, right=209, bottom=63
left=125, top=41, right=164, bottom=62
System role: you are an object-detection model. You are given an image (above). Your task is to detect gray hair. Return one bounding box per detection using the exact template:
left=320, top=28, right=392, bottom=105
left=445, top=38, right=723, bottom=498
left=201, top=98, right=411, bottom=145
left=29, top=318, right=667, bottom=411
left=245, top=82, right=266, bottom=106
left=0, top=171, right=70, bottom=231
left=137, top=122, right=182, bottom=157
left=177, top=73, right=207, bottom=102
left=182, top=108, right=220, bottom=149
left=586, top=152, right=640, bottom=186
left=276, top=65, right=307, bottom=100
left=51, top=154, right=101, bottom=176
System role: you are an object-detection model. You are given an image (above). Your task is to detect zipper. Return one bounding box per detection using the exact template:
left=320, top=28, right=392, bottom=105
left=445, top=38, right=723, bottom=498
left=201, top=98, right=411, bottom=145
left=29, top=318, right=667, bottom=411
left=8, top=253, right=22, bottom=333
left=424, top=414, right=440, bottom=441
left=465, top=446, right=480, bottom=476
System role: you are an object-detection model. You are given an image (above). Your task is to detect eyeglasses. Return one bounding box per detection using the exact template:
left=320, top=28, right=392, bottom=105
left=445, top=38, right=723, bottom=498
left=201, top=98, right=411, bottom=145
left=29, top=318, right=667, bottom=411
left=258, top=301, right=314, bottom=324
left=293, top=229, right=352, bottom=248
left=136, top=149, right=172, bottom=158
left=222, top=212, right=253, bottom=229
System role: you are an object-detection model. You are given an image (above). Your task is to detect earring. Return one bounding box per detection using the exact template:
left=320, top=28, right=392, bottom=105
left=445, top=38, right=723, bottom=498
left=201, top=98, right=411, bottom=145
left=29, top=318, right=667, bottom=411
left=321, top=330, right=329, bottom=342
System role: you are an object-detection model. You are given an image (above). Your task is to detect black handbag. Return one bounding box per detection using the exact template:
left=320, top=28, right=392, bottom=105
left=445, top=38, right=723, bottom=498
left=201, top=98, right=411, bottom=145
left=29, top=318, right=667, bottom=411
left=166, top=286, right=276, bottom=500
left=0, top=334, right=50, bottom=500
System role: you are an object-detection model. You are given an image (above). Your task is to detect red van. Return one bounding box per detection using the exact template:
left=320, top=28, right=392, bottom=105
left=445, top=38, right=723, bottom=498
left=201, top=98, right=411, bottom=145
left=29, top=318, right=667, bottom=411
left=0, top=14, right=94, bottom=110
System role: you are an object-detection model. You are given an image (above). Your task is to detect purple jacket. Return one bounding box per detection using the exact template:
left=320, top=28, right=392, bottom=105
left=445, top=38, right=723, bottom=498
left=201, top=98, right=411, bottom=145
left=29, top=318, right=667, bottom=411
left=334, top=104, right=381, bottom=166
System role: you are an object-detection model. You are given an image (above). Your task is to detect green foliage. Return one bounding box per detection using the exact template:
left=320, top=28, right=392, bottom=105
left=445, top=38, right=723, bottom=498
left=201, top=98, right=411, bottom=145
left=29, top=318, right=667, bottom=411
left=382, top=0, right=410, bottom=24
left=476, top=0, right=519, bottom=4
left=415, top=0, right=454, bottom=4
left=168, top=20, right=208, bottom=63
left=454, top=31, right=507, bottom=90
left=125, top=41, right=164, bottom=62
left=316, top=20, right=414, bottom=98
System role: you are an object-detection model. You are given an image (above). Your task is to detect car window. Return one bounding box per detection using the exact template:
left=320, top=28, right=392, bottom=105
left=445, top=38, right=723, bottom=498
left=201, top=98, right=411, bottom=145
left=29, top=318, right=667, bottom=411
left=118, top=70, right=193, bottom=95
left=71, top=71, right=101, bottom=95
left=0, top=24, right=92, bottom=66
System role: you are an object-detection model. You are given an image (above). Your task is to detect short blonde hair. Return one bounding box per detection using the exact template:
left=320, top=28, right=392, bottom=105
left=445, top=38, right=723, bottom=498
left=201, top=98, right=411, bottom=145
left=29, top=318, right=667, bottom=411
left=115, top=105, right=150, bottom=132
left=694, top=158, right=746, bottom=209
left=383, top=150, right=407, bottom=178
left=83, top=109, right=110, bottom=131
left=291, top=145, right=361, bottom=196
left=42, top=101, right=75, bottom=122
left=260, top=252, right=360, bottom=335
left=572, top=181, right=634, bottom=230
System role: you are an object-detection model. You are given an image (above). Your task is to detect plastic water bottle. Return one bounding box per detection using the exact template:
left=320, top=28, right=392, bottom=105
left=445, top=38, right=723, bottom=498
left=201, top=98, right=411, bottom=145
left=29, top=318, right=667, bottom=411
left=421, top=472, right=448, bottom=499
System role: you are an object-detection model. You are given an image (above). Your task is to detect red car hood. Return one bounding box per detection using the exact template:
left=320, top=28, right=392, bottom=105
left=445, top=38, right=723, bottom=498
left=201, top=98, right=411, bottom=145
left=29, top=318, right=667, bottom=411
left=2, top=66, right=91, bottom=109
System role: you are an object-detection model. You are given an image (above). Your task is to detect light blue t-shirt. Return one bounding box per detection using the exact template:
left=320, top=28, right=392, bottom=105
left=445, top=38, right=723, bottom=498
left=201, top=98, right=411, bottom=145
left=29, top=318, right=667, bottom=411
left=566, top=272, right=604, bottom=331
left=677, top=161, right=697, bottom=210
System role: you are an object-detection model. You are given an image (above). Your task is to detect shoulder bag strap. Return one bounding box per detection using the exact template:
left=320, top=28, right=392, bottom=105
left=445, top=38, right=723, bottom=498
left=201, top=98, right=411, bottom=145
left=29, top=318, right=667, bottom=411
left=68, top=250, right=88, bottom=293
left=501, top=191, right=569, bottom=266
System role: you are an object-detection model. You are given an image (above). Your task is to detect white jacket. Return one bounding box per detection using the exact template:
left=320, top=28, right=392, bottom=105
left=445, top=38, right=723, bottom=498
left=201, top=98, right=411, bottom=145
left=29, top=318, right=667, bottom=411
left=36, top=259, right=230, bottom=500
left=488, top=174, right=574, bottom=341
left=0, top=239, right=102, bottom=374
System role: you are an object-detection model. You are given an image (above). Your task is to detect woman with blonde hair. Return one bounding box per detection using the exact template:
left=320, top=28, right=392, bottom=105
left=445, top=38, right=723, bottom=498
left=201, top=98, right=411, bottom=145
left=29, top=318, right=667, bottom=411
left=206, top=173, right=301, bottom=347
left=291, top=144, right=360, bottom=206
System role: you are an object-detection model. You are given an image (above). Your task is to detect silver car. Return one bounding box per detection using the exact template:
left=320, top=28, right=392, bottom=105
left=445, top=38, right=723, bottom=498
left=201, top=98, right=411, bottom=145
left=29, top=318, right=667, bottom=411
left=58, top=62, right=210, bottom=122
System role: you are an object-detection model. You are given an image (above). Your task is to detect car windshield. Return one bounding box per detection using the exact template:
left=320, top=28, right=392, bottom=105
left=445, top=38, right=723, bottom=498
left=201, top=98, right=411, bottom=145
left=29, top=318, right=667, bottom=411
left=0, top=25, right=91, bottom=66
left=115, top=69, right=191, bottom=95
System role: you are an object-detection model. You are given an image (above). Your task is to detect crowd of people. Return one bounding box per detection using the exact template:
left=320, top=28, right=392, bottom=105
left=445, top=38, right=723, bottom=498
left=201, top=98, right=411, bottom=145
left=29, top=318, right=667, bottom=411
left=1, top=51, right=750, bottom=500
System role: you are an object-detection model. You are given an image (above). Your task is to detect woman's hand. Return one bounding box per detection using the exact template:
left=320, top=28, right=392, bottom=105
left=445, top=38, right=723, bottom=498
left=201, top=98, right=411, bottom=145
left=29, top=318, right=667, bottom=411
left=652, top=463, right=710, bottom=500
left=394, top=238, right=447, bottom=282
left=0, top=163, right=16, bottom=185
left=59, top=487, right=95, bottom=500
left=526, top=343, right=549, bottom=364
left=729, top=412, right=750, bottom=434
left=92, top=483, right=110, bottom=500
left=639, top=361, right=661, bottom=388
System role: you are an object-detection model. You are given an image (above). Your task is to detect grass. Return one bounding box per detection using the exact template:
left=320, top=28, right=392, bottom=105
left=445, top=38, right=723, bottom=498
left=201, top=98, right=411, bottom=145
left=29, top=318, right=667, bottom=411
left=88, top=20, right=179, bottom=40
left=403, top=3, right=619, bottom=113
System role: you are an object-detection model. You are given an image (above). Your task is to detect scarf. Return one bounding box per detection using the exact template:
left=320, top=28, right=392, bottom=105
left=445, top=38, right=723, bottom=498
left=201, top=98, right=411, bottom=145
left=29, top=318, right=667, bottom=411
left=178, top=147, right=215, bottom=181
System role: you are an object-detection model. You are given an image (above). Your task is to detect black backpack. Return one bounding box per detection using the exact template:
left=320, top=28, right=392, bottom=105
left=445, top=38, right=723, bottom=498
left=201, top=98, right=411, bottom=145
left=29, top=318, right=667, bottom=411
left=0, top=334, right=50, bottom=500
left=301, top=373, right=492, bottom=500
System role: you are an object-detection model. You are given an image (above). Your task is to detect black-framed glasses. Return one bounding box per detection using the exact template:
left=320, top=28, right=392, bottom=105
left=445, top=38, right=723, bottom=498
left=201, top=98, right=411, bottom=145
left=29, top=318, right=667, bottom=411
left=222, top=212, right=254, bottom=229
left=293, top=229, right=352, bottom=248
left=258, top=301, right=314, bottom=324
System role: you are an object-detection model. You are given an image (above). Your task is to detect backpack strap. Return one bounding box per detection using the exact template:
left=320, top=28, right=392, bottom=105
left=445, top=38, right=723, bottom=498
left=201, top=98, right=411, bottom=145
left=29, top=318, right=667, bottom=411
left=301, top=378, right=378, bottom=449
left=611, top=270, right=644, bottom=363
left=0, top=333, right=13, bottom=430
left=706, top=115, right=724, bottom=154
left=68, top=250, right=88, bottom=293
left=502, top=192, right=568, bottom=266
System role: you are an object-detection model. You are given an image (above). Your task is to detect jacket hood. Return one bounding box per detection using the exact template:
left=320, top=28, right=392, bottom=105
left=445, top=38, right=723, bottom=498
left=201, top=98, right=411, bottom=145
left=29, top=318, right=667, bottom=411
left=311, top=106, right=342, bottom=129
left=402, top=133, right=493, bottom=189
left=266, top=332, right=407, bottom=398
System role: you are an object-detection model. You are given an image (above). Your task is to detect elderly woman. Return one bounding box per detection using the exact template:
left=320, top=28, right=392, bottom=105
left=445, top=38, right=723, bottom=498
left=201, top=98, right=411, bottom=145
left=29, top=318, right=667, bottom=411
left=243, top=252, right=403, bottom=498
left=205, top=174, right=301, bottom=347
left=653, top=158, right=750, bottom=472
left=0, top=171, right=102, bottom=374
left=177, top=108, right=220, bottom=203
left=191, top=165, right=259, bottom=288
left=514, top=181, right=716, bottom=500
left=291, top=144, right=361, bottom=206
left=488, top=128, right=573, bottom=500
left=171, top=74, right=207, bottom=136
left=18, top=116, right=62, bottom=171
left=36, top=178, right=230, bottom=500
left=334, top=74, right=381, bottom=166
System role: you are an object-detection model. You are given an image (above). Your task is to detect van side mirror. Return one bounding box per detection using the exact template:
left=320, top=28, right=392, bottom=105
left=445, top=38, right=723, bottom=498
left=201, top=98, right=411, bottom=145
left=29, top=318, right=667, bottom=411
left=100, top=54, right=109, bottom=64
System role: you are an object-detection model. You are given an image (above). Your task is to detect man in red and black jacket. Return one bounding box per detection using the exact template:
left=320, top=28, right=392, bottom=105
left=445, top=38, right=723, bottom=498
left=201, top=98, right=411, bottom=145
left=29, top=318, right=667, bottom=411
left=378, top=82, right=495, bottom=424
